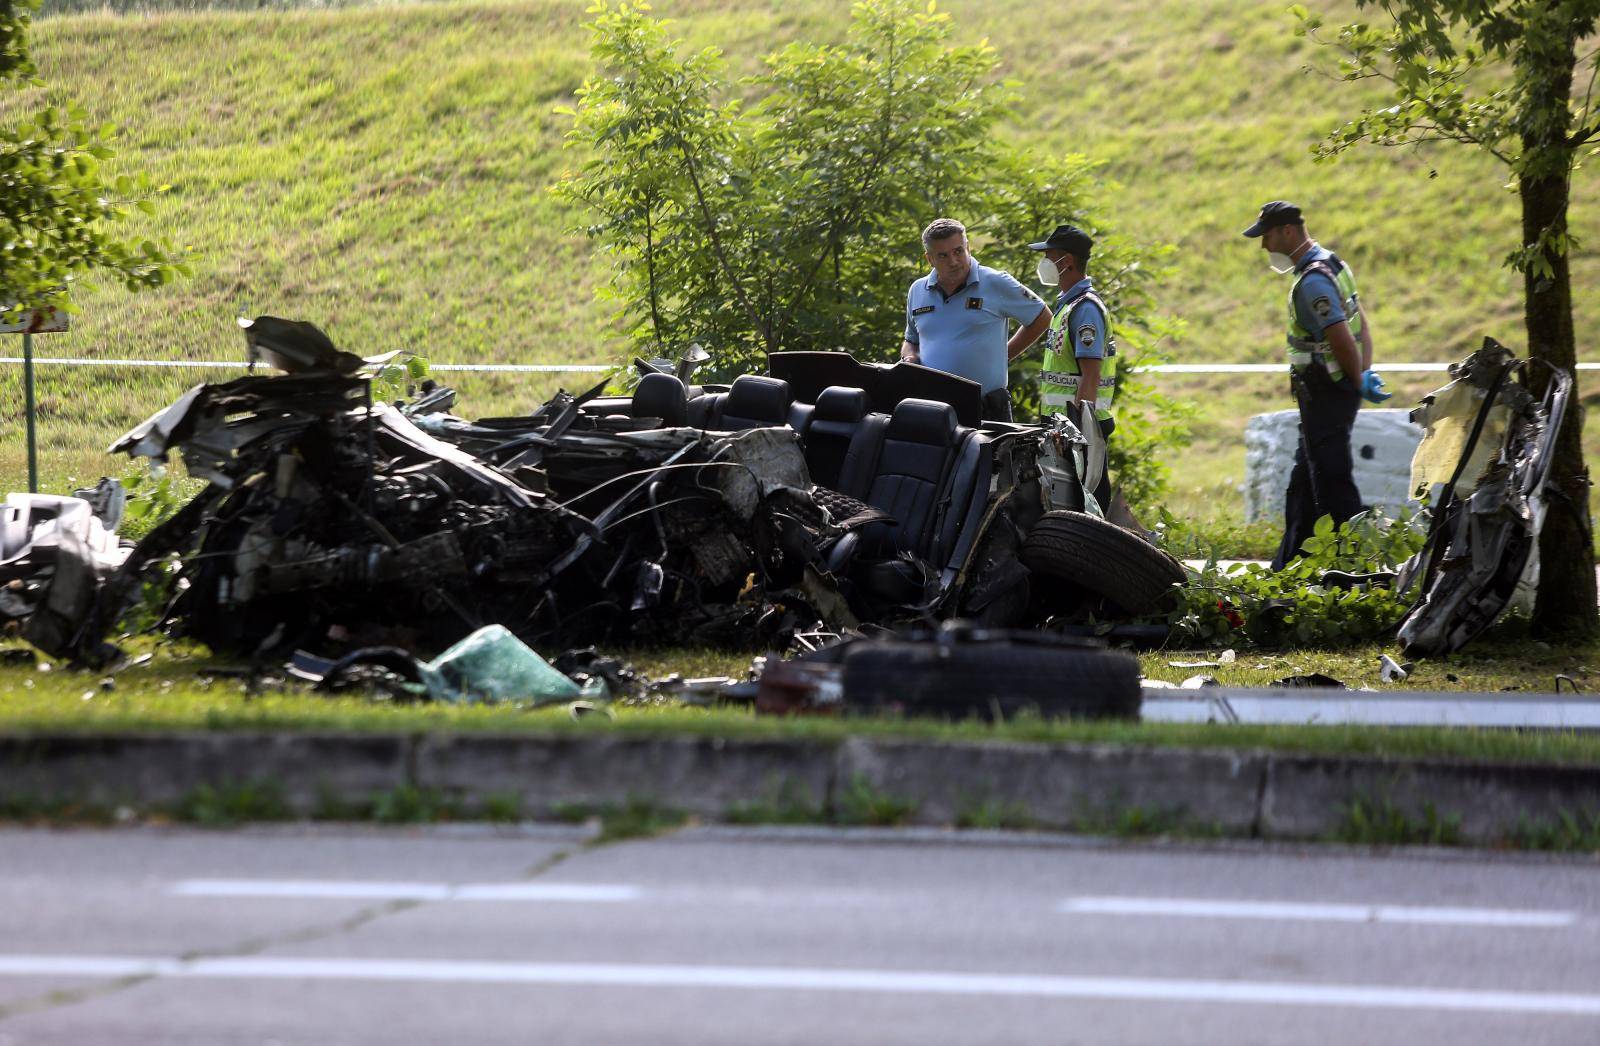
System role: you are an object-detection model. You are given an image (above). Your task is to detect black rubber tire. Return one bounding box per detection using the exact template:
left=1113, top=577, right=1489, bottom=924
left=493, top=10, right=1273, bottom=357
left=839, top=639, right=1141, bottom=720
left=1020, top=511, right=1187, bottom=615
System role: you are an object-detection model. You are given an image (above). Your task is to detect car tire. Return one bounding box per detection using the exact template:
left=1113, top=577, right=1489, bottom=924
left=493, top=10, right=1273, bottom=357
left=1020, top=511, right=1187, bottom=615
left=839, top=638, right=1141, bottom=720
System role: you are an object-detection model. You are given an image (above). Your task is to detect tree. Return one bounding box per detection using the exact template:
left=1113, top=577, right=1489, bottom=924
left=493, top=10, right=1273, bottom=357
left=556, top=0, right=1191, bottom=508
left=1297, top=0, right=1599, bottom=636
left=0, top=0, right=187, bottom=321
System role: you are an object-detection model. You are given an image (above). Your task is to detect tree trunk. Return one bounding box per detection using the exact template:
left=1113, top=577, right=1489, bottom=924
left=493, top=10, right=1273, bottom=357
left=1520, top=17, right=1597, bottom=637
left=1521, top=174, right=1596, bottom=636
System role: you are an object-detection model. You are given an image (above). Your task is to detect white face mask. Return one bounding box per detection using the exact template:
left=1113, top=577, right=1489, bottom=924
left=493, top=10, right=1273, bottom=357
left=1268, top=252, right=1296, bottom=274
left=1036, top=257, right=1060, bottom=287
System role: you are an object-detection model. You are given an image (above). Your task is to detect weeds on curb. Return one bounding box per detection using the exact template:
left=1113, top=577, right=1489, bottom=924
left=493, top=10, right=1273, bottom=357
left=479, top=792, right=525, bottom=824
left=552, top=798, right=689, bottom=843
left=725, top=778, right=824, bottom=826
left=954, top=796, right=1038, bottom=831
left=0, top=793, right=116, bottom=825
left=174, top=781, right=292, bottom=826
left=1504, top=809, right=1600, bottom=852
left=1332, top=795, right=1463, bottom=847
left=312, top=785, right=371, bottom=822
left=833, top=776, right=916, bottom=827
left=1071, top=802, right=1222, bottom=840
left=371, top=785, right=460, bottom=825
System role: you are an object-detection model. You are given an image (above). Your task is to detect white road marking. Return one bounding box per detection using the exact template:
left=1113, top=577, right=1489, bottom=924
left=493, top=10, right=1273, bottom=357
left=0, top=955, right=1596, bottom=1014
left=166, top=879, right=641, bottom=902
left=1059, top=896, right=1577, bottom=928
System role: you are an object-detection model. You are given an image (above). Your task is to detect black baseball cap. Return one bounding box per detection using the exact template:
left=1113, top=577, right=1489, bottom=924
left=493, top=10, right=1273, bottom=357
left=1028, top=223, right=1093, bottom=260
left=1242, top=201, right=1303, bottom=237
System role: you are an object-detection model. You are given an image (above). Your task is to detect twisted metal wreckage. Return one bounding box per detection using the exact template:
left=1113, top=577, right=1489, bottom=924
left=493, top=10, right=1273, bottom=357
left=2, top=318, right=1186, bottom=682
left=0, top=324, right=1575, bottom=707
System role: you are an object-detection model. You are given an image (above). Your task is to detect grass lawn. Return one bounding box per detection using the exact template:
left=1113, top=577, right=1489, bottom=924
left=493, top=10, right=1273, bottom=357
left=4, top=634, right=1599, bottom=768
left=3, top=0, right=1598, bottom=538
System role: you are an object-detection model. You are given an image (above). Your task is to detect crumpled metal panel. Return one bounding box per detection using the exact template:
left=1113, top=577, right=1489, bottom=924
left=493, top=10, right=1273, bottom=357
left=1397, top=339, right=1571, bottom=658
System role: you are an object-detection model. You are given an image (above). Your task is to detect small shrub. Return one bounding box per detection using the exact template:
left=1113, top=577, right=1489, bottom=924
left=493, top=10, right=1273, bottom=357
left=1160, top=505, right=1428, bottom=648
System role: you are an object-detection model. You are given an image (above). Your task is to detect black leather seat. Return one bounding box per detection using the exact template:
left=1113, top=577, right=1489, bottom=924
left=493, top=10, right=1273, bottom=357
left=705, top=375, right=793, bottom=430
left=803, top=386, right=870, bottom=489
left=856, top=398, right=963, bottom=557
left=630, top=372, right=688, bottom=427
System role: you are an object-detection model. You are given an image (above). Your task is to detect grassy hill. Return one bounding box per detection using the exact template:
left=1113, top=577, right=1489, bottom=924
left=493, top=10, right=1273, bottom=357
left=3, top=0, right=1594, bottom=530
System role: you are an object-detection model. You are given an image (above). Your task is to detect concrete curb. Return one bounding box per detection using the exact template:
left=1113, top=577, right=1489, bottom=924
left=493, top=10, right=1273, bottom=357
left=2, top=732, right=1598, bottom=844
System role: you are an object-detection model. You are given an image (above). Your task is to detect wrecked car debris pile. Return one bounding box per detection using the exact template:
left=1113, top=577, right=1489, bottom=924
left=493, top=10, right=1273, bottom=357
left=0, top=318, right=1182, bottom=718
left=2, top=322, right=1578, bottom=723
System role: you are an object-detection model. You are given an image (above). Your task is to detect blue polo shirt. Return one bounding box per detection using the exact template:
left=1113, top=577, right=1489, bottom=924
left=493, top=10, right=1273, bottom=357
left=903, top=261, right=1046, bottom=393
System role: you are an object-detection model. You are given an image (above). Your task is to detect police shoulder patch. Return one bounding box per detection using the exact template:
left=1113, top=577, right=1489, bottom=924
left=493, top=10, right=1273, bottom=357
left=1311, top=295, right=1333, bottom=320
left=911, top=305, right=935, bottom=316
left=1076, top=324, right=1097, bottom=348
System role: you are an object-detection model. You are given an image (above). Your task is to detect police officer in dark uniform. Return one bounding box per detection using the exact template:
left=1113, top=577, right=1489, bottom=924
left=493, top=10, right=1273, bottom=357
left=1244, top=201, right=1383, bottom=570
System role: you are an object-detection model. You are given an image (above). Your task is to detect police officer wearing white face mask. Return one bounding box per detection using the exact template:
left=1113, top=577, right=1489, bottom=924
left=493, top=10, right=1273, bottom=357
left=1029, top=223, right=1116, bottom=509
left=1244, top=200, right=1387, bottom=570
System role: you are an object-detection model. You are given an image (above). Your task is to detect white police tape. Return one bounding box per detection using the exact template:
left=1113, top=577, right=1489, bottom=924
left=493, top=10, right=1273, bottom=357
left=0, top=357, right=612, bottom=373
left=1, top=358, right=1595, bottom=375
left=1147, top=362, right=1600, bottom=373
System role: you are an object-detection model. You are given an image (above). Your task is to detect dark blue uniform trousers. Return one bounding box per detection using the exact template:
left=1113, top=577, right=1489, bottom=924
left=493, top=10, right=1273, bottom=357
left=1272, top=364, right=1364, bottom=570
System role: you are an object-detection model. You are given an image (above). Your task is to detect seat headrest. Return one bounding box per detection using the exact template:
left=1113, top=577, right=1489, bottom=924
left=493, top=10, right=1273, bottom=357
left=724, top=375, right=792, bottom=419
left=814, top=385, right=869, bottom=424
left=631, top=372, right=688, bottom=426
left=886, top=398, right=958, bottom=444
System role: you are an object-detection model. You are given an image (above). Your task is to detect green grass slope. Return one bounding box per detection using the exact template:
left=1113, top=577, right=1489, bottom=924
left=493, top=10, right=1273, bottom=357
left=3, top=0, right=1594, bottom=526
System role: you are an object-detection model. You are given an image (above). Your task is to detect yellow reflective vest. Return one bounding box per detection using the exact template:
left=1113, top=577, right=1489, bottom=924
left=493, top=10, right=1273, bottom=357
left=1040, top=287, right=1116, bottom=420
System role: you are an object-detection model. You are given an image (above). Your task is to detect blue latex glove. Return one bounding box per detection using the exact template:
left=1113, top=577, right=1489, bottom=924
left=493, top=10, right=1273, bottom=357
left=1361, top=369, right=1392, bottom=403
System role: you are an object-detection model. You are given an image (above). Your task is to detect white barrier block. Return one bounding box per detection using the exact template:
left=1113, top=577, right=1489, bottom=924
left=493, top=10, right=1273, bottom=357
left=1242, top=409, right=1423, bottom=523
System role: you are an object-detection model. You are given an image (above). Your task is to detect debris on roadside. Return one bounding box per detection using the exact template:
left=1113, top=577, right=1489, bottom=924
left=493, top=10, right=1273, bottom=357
left=773, top=623, right=1144, bottom=720
left=1, top=480, right=132, bottom=663
left=1270, top=673, right=1350, bottom=690
left=1394, top=339, right=1573, bottom=657
left=1379, top=654, right=1413, bottom=683
left=3, top=318, right=1184, bottom=671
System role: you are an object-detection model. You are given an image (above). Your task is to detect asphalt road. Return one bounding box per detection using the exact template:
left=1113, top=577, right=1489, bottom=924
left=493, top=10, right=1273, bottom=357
left=1, top=825, right=1598, bottom=1045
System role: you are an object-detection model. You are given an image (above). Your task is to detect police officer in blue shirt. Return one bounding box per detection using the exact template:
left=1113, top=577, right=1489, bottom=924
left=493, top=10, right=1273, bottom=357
left=1244, top=200, right=1388, bottom=570
left=901, top=217, right=1052, bottom=421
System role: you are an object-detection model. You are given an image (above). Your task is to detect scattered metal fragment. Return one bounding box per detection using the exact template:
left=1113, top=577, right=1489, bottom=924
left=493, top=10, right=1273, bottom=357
left=1270, top=673, right=1350, bottom=689
left=1379, top=654, right=1412, bottom=683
